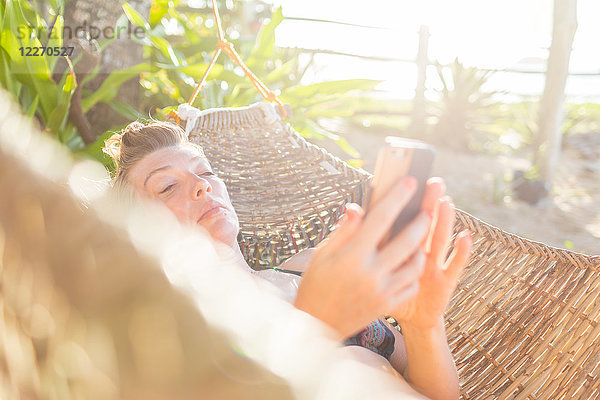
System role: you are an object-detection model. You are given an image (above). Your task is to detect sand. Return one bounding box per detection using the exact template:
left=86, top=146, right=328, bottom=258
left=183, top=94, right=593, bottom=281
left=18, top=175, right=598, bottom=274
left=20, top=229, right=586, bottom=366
left=311, top=123, right=600, bottom=256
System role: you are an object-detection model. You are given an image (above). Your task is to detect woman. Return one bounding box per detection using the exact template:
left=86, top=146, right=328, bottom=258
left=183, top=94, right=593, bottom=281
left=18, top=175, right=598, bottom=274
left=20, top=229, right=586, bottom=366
left=104, top=120, right=472, bottom=400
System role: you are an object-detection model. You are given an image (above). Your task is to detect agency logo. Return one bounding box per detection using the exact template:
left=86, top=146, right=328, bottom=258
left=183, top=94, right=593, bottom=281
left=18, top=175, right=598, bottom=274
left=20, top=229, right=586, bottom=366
left=16, top=20, right=145, bottom=44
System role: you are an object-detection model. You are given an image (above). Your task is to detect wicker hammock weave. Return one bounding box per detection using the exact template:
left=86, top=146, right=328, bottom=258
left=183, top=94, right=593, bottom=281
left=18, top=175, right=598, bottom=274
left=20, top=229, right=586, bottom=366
left=177, top=103, right=369, bottom=269
left=449, top=211, right=600, bottom=399
left=177, top=102, right=600, bottom=399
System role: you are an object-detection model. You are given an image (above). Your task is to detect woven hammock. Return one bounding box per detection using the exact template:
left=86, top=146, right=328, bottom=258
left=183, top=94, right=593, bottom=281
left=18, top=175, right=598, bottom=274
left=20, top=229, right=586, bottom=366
left=177, top=102, right=369, bottom=269
left=177, top=102, right=600, bottom=399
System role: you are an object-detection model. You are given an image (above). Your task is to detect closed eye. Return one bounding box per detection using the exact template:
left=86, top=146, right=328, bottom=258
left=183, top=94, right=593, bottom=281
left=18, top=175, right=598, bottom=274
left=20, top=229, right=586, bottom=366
left=160, top=183, right=175, bottom=194
left=197, top=171, right=215, bottom=177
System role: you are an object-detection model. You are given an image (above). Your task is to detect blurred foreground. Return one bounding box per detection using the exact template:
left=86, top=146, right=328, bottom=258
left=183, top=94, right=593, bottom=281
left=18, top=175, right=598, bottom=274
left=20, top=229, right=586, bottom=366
left=0, top=91, right=421, bottom=400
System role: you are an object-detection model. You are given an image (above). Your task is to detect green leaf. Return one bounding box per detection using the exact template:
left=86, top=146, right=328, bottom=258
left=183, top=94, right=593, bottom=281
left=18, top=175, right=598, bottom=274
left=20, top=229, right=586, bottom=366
left=108, top=99, right=147, bottom=121
left=0, top=49, right=19, bottom=95
left=1, top=0, right=27, bottom=35
left=19, top=0, right=43, bottom=34
left=226, top=86, right=262, bottom=108
left=60, top=124, right=84, bottom=149
left=178, top=63, right=244, bottom=84
left=247, top=7, right=283, bottom=67
left=122, top=2, right=150, bottom=31
left=263, top=58, right=296, bottom=84
left=25, top=94, right=39, bottom=118
left=149, top=0, right=169, bottom=27
left=46, top=73, right=75, bottom=135
left=1, top=0, right=57, bottom=116
left=346, top=159, right=365, bottom=168
left=149, top=34, right=180, bottom=66
left=1, top=24, right=26, bottom=61
left=21, top=74, right=57, bottom=120
left=45, top=0, right=63, bottom=14
left=81, top=63, right=149, bottom=112
left=291, top=118, right=323, bottom=140
left=45, top=14, right=64, bottom=72
left=46, top=101, right=70, bottom=135
left=62, top=71, right=75, bottom=92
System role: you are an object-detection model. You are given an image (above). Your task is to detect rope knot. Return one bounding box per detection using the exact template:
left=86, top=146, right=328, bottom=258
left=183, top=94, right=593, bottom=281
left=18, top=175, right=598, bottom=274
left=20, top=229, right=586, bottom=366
left=186, top=0, right=289, bottom=120
left=217, top=40, right=234, bottom=52
left=166, top=109, right=181, bottom=125
left=266, top=91, right=278, bottom=102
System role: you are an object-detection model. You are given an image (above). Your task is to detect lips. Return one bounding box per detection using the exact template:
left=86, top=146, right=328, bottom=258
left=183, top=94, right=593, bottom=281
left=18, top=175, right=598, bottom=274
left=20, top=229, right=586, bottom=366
left=198, top=202, right=226, bottom=222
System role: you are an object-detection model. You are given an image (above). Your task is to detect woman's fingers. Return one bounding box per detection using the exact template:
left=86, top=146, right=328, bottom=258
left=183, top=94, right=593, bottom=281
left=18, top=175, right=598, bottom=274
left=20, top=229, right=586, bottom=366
left=444, top=230, right=473, bottom=281
left=376, top=211, right=431, bottom=273
left=385, top=250, right=425, bottom=307
left=421, top=178, right=445, bottom=251
left=324, top=203, right=364, bottom=252
left=337, top=177, right=445, bottom=255
left=429, top=197, right=457, bottom=265
left=357, top=177, right=418, bottom=249
left=421, top=177, right=446, bottom=214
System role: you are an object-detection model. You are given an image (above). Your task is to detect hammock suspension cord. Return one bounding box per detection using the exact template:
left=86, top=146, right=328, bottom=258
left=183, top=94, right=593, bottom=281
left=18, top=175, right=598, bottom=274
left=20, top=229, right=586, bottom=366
left=170, top=0, right=288, bottom=122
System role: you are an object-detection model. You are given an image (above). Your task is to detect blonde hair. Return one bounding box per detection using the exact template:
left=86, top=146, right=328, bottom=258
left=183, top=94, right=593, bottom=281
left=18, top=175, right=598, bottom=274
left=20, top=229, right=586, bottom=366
left=103, top=120, right=205, bottom=190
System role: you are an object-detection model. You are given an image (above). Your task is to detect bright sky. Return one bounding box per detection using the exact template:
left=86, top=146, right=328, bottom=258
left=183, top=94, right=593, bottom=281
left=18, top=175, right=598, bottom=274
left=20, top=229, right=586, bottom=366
left=268, top=0, right=600, bottom=99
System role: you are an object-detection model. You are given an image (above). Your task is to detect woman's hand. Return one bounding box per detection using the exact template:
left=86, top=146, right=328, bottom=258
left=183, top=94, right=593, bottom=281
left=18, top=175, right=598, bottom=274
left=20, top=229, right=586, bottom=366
left=390, top=179, right=473, bottom=330
left=293, top=177, right=430, bottom=340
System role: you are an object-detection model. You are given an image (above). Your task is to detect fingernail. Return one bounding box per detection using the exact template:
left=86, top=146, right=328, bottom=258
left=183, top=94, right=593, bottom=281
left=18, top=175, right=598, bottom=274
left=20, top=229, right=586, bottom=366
left=345, top=203, right=357, bottom=212
left=459, top=229, right=472, bottom=239
left=344, top=203, right=365, bottom=218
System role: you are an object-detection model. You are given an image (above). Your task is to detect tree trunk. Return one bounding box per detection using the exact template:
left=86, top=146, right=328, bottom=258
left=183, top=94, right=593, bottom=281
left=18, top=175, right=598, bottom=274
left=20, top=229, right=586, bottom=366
left=534, top=0, right=578, bottom=184
left=60, top=0, right=150, bottom=140
left=410, top=25, right=429, bottom=137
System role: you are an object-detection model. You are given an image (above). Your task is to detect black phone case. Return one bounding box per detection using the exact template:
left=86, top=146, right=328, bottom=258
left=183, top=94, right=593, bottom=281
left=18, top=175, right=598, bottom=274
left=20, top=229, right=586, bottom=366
left=388, top=147, right=435, bottom=237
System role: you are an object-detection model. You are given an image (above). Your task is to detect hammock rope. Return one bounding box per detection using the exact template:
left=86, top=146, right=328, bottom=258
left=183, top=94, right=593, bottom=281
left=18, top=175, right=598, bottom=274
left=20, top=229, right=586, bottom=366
left=180, top=0, right=288, bottom=119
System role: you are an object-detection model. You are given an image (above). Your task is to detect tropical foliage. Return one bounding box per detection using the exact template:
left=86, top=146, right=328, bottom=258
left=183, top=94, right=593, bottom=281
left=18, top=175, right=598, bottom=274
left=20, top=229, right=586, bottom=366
left=0, top=0, right=79, bottom=146
left=0, top=0, right=378, bottom=168
left=430, top=58, right=498, bottom=151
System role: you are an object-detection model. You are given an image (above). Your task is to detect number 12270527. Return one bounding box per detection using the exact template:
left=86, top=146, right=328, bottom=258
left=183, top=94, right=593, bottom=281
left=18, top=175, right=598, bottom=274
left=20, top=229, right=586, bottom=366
left=19, top=47, right=74, bottom=57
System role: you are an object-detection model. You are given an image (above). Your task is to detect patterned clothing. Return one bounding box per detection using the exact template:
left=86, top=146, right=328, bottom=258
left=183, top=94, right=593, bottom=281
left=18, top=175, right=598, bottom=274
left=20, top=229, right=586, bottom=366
left=343, top=319, right=396, bottom=360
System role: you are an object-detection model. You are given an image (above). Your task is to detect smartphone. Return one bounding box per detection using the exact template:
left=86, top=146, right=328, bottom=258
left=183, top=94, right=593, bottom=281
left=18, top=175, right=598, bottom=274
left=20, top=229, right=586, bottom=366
left=366, top=137, right=435, bottom=243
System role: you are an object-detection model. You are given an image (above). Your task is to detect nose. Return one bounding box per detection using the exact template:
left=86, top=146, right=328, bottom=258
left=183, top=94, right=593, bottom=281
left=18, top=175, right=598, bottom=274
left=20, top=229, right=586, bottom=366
left=190, top=174, right=212, bottom=199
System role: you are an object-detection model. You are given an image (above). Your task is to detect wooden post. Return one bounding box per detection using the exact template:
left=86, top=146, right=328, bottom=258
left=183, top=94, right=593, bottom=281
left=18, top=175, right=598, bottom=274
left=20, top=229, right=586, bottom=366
left=411, top=25, right=429, bottom=136
left=535, top=0, right=578, bottom=185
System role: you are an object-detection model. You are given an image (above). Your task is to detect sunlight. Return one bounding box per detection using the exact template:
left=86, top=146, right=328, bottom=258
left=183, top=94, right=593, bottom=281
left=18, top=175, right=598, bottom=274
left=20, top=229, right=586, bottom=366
left=271, top=0, right=600, bottom=99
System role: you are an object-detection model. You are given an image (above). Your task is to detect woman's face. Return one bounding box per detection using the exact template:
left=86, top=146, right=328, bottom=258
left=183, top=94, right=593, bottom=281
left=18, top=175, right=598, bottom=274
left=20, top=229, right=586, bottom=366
left=127, top=145, right=240, bottom=247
